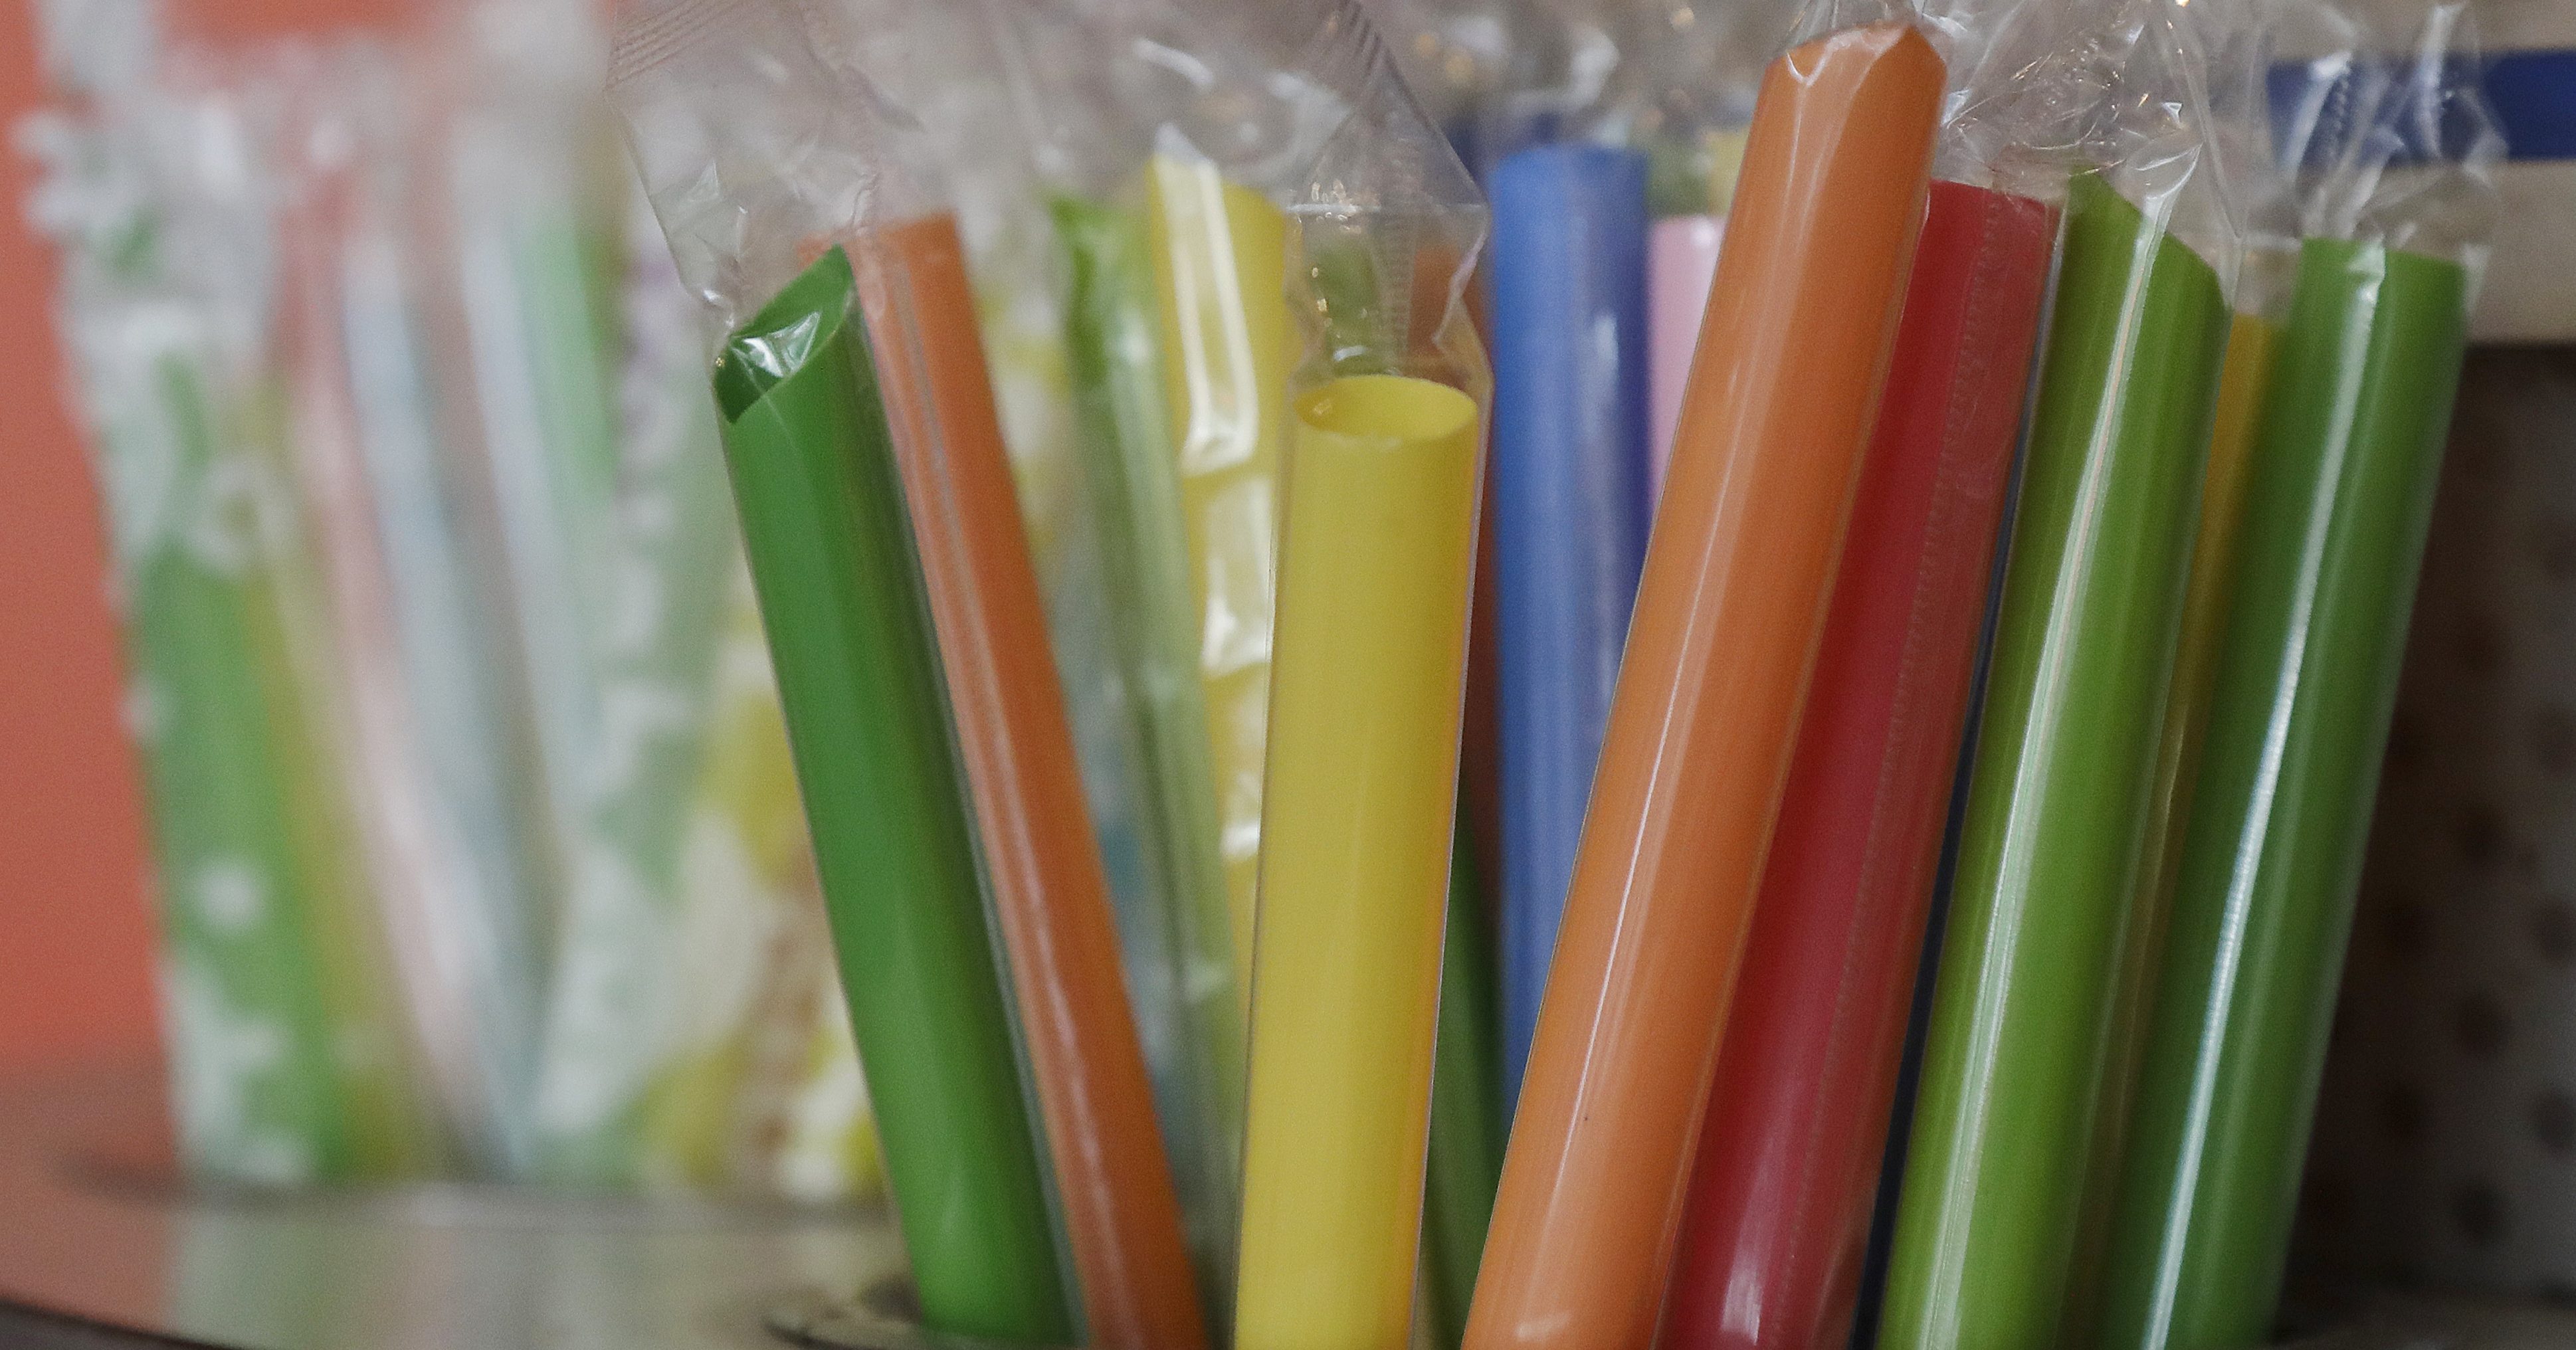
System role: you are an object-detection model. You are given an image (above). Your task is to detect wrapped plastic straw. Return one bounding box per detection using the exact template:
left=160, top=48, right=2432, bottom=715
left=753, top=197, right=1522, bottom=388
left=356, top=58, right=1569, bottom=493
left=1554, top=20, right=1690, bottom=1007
left=1485, top=142, right=1650, bottom=1100
left=1874, top=1, right=2244, bottom=1343
left=856, top=207, right=1204, bottom=1350
left=611, top=3, right=1072, bottom=1336
left=800, top=3, right=1197, bottom=1210
left=1229, top=11, right=1492, bottom=1347
left=1463, top=8, right=1944, bottom=1348
left=803, top=9, right=1205, bottom=1341
left=988, top=0, right=1349, bottom=1303
left=2092, top=10, right=2501, bottom=1345
left=1656, top=0, right=2073, bottom=1337
left=2063, top=2, right=2310, bottom=1322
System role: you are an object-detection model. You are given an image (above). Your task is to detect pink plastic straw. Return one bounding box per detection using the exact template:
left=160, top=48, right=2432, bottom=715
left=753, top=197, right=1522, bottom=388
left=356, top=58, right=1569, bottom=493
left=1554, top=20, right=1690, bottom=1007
left=1648, top=214, right=1725, bottom=498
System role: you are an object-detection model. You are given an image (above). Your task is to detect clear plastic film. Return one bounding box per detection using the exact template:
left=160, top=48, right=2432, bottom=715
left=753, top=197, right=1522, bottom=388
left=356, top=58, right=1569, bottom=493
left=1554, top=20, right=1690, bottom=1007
left=27, top=28, right=443, bottom=1186
left=1464, top=5, right=1945, bottom=1349
left=1872, top=1, right=2250, bottom=1345
left=1229, top=7, right=1490, bottom=1350
left=2090, top=10, right=2501, bottom=1348
left=613, top=1, right=1205, bottom=1344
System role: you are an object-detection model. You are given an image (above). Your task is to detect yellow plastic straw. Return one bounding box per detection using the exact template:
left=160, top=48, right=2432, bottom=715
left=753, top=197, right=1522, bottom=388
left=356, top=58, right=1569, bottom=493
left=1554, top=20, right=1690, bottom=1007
left=1146, top=155, right=1298, bottom=993
left=1235, top=374, right=1484, bottom=1350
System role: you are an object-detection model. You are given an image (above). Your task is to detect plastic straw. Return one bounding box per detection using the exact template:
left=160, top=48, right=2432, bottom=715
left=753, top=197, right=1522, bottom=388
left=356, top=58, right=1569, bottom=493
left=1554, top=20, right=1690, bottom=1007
left=852, top=213, right=1206, bottom=1350
left=2092, top=239, right=2470, bottom=1350
left=1648, top=215, right=1724, bottom=496
left=1145, top=155, right=1298, bottom=998
left=1423, top=815, right=1506, bottom=1350
left=2064, top=309, right=2281, bottom=1323
left=1875, top=171, right=2233, bottom=1350
left=712, top=246, right=1070, bottom=1343
left=1234, top=373, right=1482, bottom=1350
left=1052, top=193, right=1246, bottom=1298
left=1462, top=25, right=1943, bottom=1350
left=1485, top=143, right=1652, bottom=1100
left=1660, top=179, right=2057, bottom=1350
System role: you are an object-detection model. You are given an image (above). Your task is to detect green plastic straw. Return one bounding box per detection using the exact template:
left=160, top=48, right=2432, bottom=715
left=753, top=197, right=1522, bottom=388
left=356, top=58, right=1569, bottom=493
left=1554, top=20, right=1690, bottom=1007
left=115, top=357, right=355, bottom=1185
left=1876, top=172, right=2233, bottom=1350
left=714, top=246, right=1072, bottom=1342
left=2090, top=239, right=2470, bottom=1350
left=1423, top=815, right=1504, bottom=1350
left=1052, top=193, right=1245, bottom=1304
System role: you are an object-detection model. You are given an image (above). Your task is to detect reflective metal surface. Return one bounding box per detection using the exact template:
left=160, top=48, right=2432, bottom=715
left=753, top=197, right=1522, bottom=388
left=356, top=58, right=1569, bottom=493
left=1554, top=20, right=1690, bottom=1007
left=0, top=1059, right=903, bottom=1349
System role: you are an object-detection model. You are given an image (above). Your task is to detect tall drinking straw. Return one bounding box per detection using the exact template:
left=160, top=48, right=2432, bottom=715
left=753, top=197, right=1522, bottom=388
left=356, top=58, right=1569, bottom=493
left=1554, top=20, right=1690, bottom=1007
left=713, top=247, right=1070, bottom=1343
left=854, top=213, right=1206, bottom=1350
left=1462, top=23, right=1943, bottom=1350
left=1876, top=171, right=2234, bottom=1350
left=1235, top=368, right=1485, bottom=1350
left=1659, top=178, right=2058, bottom=1350
left=2092, top=237, right=2472, bottom=1350
left=1486, top=143, right=1653, bottom=1099
left=1052, top=194, right=1247, bottom=1299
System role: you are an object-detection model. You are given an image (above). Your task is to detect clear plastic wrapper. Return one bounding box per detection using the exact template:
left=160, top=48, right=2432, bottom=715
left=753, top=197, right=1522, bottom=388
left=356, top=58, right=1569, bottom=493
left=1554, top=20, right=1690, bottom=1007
left=1872, top=0, right=2250, bottom=1345
left=1464, top=5, right=1945, bottom=1348
left=29, top=26, right=441, bottom=1185
left=799, top=1, right=1200, bottom=1226
left=2093, top=9, right=2502, bottom=1347
left=612, top=0, right=1199, bottom=1341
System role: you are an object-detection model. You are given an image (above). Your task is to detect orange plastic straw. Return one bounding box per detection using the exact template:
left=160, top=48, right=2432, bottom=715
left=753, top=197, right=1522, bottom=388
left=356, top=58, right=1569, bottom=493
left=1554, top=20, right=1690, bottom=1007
left=1461, top=26, right=1941, bottom=1350
left=852, top=214, right=1208, bottom=1350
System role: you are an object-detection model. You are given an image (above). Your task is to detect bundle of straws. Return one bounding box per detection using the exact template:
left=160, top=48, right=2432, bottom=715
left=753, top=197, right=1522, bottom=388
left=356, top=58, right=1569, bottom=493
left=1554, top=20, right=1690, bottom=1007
left=35, top=0, right=2509, bottom=1343
left=27, top=0, right=882, bottom=1201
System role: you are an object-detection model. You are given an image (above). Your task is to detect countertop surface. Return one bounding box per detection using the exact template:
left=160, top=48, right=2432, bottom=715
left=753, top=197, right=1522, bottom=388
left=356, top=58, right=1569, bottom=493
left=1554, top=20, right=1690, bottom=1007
left=0, top=1060, right=904, bottom=1349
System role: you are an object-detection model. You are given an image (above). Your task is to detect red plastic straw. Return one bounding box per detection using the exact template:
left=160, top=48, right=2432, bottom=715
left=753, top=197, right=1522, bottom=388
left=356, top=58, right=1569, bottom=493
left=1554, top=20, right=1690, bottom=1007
left=1657, top=181, right=2057, bottom=1350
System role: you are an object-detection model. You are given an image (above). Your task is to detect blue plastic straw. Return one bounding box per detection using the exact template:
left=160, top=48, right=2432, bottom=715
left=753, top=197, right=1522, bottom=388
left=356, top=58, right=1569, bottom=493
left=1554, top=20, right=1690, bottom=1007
left=1488, top=144, right=1653, bottom=1099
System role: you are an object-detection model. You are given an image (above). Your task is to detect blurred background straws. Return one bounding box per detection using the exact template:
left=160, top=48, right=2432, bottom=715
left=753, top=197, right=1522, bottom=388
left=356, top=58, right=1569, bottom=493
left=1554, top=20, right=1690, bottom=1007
left=23, top=0, right=878, bottom=1201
